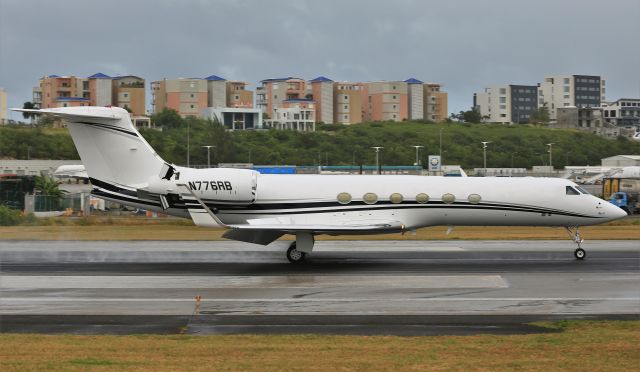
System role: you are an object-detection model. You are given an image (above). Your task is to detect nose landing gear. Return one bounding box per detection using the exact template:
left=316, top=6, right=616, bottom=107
left=565, top=226, right=585, bottom=260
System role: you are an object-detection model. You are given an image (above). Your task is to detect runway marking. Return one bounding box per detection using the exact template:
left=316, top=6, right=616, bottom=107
left=0, top=275, right=508, bottom=289
left=2, top=297, right=639, bottom=302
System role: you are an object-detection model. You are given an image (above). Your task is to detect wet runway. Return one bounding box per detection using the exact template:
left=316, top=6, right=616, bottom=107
left=1, top=240, right=639, bottom=335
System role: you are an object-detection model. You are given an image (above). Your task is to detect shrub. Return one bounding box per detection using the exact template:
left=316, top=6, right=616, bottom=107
left=0, top=205, right=24, bottom=226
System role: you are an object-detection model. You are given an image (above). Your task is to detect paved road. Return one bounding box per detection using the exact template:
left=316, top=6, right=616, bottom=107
left=1, top=240, right=639, bottom=335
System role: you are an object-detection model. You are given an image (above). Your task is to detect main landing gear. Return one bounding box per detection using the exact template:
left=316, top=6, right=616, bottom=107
left=286, top=242, right=306, bottom=263
left=285, top=232, right=315, bottom=264
left=565, top=226, right=586, bottom=260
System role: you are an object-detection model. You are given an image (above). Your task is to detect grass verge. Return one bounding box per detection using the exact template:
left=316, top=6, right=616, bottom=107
left=1, top=320, right=638, bottom=371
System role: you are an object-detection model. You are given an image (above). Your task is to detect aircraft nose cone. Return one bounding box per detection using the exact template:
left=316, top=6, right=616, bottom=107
left=608, top=203, right=628, bottom=220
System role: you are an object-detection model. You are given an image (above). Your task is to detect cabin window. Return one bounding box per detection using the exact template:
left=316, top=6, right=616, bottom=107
left=416, top=193, right=429, bottom=204
left=468, top=194, right=482, bottom=204
left=442, top=193, right=456, bottom=204
left=389, top=193, right=403, bottom=204
left=566, top=186, right=580, bottom=195
left=363, top=193, right=378, bottom=204
left=337, top=192, right=352, bottom=204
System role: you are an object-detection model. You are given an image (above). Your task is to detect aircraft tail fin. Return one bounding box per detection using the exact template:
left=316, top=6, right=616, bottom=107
left=12, top=106, right=167, bottom=188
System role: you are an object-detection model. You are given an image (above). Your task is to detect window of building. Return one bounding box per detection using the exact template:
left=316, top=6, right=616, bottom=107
left=392, top=95, right=396, bottom=99
left=123, top=93, right=128, bottom=98
left=344, top=95, right=348, bottom=100
left=499, top=88, right=506, bottom=94
left=235, top=95, right=239, bottom=100
left=500, top=114, right=506, bottom=117
left=564, top=78, right=570, bottom=84
left=393, top=105, right=396, bottom=109
left=499, top=97, right=506, bottom=103
left=190, top=104, right=195, bottom=109
left=344, top=105, right=348, bottom=109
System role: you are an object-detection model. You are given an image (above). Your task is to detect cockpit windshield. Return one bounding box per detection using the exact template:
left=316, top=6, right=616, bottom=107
left=566, top=186, right=580, bottom=195
left=575, top=186, right=590, bottom=195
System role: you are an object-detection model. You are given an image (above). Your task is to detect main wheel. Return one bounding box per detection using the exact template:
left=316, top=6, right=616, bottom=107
left=574, top=248, right=586, bottom=260
left=286, top=242, right=306, bottom=263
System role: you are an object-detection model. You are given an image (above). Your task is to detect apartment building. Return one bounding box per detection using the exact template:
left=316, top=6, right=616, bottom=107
left=310, top=76, right=334, bottom=124
left=111, top=75, right=145, bottom=115
left=601, top=98, right=640, bottom=129
left=474, top=84, right=537, bottom=124
left=0, top=88, right=7, bottom=124
left=226, top=81, right=253, bottom=108
left=366, top=81, right=408, bottom=122
left=256, top=77, right=308, bottom=119
left=424, top=83, right=448, bottom=122
left=538, top=75, right=605, bottom=120
left=151, top=78, right=208, bottom=117
left=334, top=82, right=363, bottom=124
left=32, top=73, right=146, bottom=115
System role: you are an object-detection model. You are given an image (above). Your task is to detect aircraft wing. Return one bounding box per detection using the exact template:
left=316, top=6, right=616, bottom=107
left=222, top=219, right=404, bottom=245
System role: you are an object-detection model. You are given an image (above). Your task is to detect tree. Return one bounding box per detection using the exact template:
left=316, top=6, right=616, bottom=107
left=35, top=176, right=67, bottom=210
left=151, top=108, right=183, bottom=129
left=529, top=104, right=550, bottom=126
left=449, top=108, right=482, bottom=123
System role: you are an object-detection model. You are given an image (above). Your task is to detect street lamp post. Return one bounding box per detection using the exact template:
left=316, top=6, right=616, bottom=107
left=547, top=143, right=554, bottom=168
left=411, top=145, right=424, bottom=166
left=372, top=146, right=384, bottom=174
left=187, top=121, right=190, bottom=167
left=481, top=141, right=491, bottom=176
left=202, top=145, right=215, bottom=168
left=439, top=127, right=443, bottom=160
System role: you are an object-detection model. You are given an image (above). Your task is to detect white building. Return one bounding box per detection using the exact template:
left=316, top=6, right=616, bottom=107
left=405, top=78, right=424, bottom=120
left=538, top=75, right=605, bottom=121
left=601, top=98, right=640, bottom=130
left=202, top=107, right=262, bottom=130
left=264, top=100, right=316, bottom=132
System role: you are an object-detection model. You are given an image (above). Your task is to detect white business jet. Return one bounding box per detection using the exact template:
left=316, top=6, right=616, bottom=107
left=13, top=106, right=627, bottom=263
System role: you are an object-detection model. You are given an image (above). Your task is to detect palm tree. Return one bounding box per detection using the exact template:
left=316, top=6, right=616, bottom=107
left=35, top=176, right=67, bottom=210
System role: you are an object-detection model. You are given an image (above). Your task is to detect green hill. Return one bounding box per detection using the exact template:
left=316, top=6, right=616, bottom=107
left=1, top=119, right=638, bottom=169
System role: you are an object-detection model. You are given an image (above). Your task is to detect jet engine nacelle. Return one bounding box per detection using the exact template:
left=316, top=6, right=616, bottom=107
left=147, top=168, right=258, bottom=205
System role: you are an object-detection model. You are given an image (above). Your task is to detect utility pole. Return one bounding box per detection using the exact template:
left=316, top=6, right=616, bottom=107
left=202, top=145, right=215, bottom=168
left=547, top=143, right=554, bottom=168
left=411, top=145, right=424, bottom=166
left=481, top=141, right=491, bottom=176
left=372, top=146, right=384, bottom=175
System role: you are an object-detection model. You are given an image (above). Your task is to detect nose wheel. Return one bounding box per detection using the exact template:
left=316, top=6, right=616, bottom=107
left=566, top=226, right=585, bottom=260
left=286, top=242, right=306, bottom=263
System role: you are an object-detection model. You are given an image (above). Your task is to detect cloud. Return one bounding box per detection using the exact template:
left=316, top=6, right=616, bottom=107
left=1, top=0, right=638, bottom=119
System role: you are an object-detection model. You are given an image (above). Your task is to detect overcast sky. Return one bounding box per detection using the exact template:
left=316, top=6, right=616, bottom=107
left=1, top=0, right=639, bottom=120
